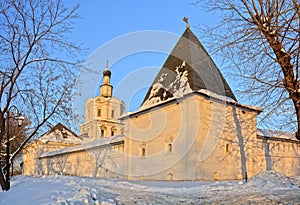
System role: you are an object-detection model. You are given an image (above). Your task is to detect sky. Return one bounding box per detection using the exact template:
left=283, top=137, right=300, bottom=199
left=71, top=1, right=217, bottom=53
left=69, top=1, right=221, bottom=116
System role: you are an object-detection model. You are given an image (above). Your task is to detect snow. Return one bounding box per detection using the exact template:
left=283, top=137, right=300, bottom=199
left=197, top=89, right=236, bottom=103
left=0, top=171, right=299, bottom=204
left=39, top=135, right=124, bottom=158
left=257, top=129, right=296, bottom=141
left=280, top=47, right=286, bottom=53
left=139, top=59, right=262, bottom=113
left=142, top=61, right=193, bottom=108
left=123, top=88, right=262, bottom=119
left=197, top=89, right=263, bottom=112
left=247, top=170, right=298, bottom=189
left=39, top=126, right=82, bottom=145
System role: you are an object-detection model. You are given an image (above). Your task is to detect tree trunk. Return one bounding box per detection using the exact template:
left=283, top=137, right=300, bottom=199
left=0, top=167, right=6, bottom=191
left=253, top=15, right=300, bottom=140
left=0, top=111, right=5, bottom=143
left=293, top=100, right=300, bottom=140
left=0, top=111, right=7, bottom=190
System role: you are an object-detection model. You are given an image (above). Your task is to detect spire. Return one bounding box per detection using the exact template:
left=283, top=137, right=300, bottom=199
left=100, top=61, right=113, bottom=97
left=141, top=26, right=237, bottom=108
left=183, top=16, right=190, bottom=29
left=103, top=60, right=111, bottom=82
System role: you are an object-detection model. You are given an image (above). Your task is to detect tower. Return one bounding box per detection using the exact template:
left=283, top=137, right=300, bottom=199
left=80, top=62, right=126, bottom=141
left=100, top=61, right=113, bottom=97
left=140, top=24, right=237, bottom=109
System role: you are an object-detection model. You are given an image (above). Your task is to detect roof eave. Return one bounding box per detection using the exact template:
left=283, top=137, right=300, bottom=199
left=120, top=91, right=263, bottom=120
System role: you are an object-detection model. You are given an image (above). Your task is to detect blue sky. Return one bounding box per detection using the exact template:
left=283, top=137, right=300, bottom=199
left=70, top=1, right=222, bottom=118
left=71, top=1, right=217, bottom=52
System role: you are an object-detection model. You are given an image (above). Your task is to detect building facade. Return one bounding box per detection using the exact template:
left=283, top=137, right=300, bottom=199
left=23, top=25, right=300, bottom=181
left=23, top=123, right=82, bottom=175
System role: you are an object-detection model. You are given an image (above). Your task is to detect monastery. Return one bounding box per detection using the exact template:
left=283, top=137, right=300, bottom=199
left=23, top=24, right=300, bottom=181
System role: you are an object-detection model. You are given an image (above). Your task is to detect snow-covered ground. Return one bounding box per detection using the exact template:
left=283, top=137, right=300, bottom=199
left=0, top=171, right=300, bottom=204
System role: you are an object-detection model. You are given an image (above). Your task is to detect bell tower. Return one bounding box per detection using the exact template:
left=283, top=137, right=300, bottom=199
left=100, top=61, right=113, bottom=97
left=80, top=61, right=126, bottom=141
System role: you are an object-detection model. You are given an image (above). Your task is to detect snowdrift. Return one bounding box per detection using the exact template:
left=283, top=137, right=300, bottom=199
left=247, top=170, right=298, bottom=189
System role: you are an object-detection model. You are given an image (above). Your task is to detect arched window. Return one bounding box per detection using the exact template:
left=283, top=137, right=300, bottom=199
left=168, top=144, right=173, bottom=152
left=100, top=126, right=106, bottom=137
left=111, top=127, right=116, bottom=136
left=167, top=173, right=173, bottom=181
left=141, top=148, right=146, bottom=156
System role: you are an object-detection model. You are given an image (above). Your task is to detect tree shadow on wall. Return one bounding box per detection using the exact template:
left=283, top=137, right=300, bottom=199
left=262, top=138, right=272, bottom=171
left=231, top=106, right=248, bottom=180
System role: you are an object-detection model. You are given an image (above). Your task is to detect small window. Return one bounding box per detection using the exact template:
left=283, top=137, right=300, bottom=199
left=97, top=109, right=101, bottom=117
left=141, top=148, right=146, bottom=156
left=168, top=144, right=173, bottom=152
left=120, top=105, right=123, bottom=115
left=111, top=110, right=115, bottom=118
left=101, top=130, right=104, bottom=137
left=111, top=131, right=114, bottom=136
left=167, top=173, right=173, bottom=181
left=226, top=144, right=229, bottom=153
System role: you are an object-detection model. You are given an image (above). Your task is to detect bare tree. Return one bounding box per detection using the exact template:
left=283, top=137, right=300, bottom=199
left=0, top=0, right=81, bottom=190
left=194, top=1, right=300, bottom=139
left=0, top=116, right=30, bottom=169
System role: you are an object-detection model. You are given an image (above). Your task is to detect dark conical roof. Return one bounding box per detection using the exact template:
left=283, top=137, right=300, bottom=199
left=141, top=28, right=237, bottom=108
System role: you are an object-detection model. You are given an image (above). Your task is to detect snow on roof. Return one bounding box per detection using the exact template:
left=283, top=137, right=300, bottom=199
left=257, top=128, right=297, bottom=141
left=196, top=89, right=263, bottom=112
left=141, top=61, right=193, bottom=109
left=38, top=123, right=82, bottom=144
left=121, top=89, right=262, bottom=119
left=141, top=27, right=237, bottom=109
left=138, top=93, right=180, bottom=111
left=39, top=134, right=124, bottom=158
